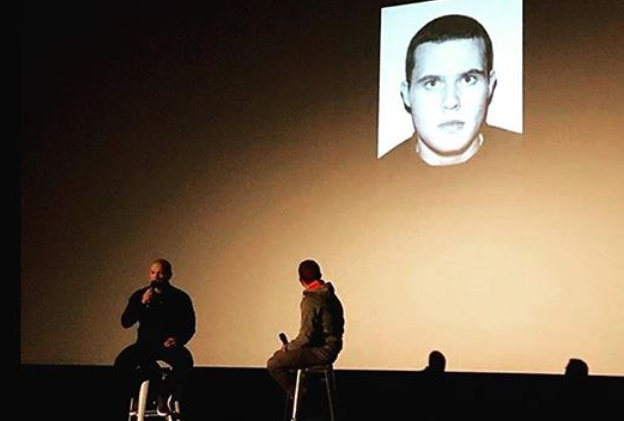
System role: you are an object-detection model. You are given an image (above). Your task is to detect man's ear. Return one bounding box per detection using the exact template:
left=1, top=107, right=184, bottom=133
left=400, top=80, right=412, bottom=113
left=487, top=70, right=498, bottom=105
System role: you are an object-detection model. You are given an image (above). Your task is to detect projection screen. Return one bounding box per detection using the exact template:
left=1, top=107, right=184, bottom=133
left=21, top=0, right=624, bottom=375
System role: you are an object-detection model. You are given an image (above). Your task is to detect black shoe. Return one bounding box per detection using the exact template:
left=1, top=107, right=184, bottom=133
left=156, top=395, right=170, bottom=416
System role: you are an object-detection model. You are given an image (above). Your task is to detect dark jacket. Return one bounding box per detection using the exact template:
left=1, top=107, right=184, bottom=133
left=287, top=281, right=344, bottom=355
left=121, top=282, right=196, bottom=348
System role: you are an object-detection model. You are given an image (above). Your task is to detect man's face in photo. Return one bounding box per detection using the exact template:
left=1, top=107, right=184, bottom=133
left=401, top=38, right=496, bottom=156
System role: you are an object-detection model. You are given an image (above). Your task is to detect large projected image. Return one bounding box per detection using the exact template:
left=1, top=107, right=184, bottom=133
left=378, top=0, right=523, bottom=162
left=21, top=0, right=624, bottom=376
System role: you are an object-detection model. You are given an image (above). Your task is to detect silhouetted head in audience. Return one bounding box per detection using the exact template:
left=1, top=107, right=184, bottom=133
left=565, top=358, right=589, bottom=378
left=424, top=350, right=446, bottom=373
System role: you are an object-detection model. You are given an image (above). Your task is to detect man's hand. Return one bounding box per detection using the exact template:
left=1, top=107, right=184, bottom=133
left=141, top=288, right=153, bottom=305
left=142, top=283, right=163, bottom=305
left=164, top=337, right=177, bottom=348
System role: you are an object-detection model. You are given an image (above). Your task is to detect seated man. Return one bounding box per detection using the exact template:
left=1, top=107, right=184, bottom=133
left=267, top=259, right=345, bottom=398
left=114, top=258, right=196, bottom=415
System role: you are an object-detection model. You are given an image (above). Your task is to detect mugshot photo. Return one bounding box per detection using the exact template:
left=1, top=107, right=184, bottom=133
left=378, top=0, right=523, bottom=166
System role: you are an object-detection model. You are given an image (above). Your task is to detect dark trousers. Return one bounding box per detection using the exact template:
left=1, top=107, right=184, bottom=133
left=267, top=346, right=338, bottom=397
left=114, top=343, right=194, bottom=404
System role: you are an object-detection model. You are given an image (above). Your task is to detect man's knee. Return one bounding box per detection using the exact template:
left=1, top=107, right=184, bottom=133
left=267, top=352, right=285, bottom=372
left=267, top=356, right=277, bottom=371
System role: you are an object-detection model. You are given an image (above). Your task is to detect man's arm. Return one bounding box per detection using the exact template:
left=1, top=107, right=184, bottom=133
left=121, top=289, right=145, bottom=328
left=174, top=292, right=196, bottom=346
left=285, top=297, right=317, bottom=351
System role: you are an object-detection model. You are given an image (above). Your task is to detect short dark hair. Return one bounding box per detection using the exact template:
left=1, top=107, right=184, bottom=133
left=298, top=259, right=322, bottom=282
left=405, top=14, right=494, bottom=86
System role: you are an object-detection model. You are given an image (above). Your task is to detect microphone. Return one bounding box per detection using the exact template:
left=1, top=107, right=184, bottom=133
left=150, top=281, right=165, bottom=294
left=145, top=281, right=163, bottom=308
left=278, top=332, right=288, bottom=345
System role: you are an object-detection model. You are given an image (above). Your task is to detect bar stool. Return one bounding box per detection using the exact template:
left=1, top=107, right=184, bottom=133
left=128, top=360, right=182, bottom=421
left=289, top=364, right=338, bottom=421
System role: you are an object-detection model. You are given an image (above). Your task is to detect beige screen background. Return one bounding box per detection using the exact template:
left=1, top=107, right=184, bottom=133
left=21, top=0, right=624, bottom=374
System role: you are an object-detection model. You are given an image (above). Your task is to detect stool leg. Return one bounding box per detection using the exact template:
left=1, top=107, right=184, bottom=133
left=172, top=398, right=182, bottom=421
left=137, top=379, right=150, bottom=421
left=325, top=369, right=337, bottom=421
left=165, top=395, right=181, bottom=421
left=128, top=397, right=135, bottom=421
left=291, top=369, right=303, bottom=421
